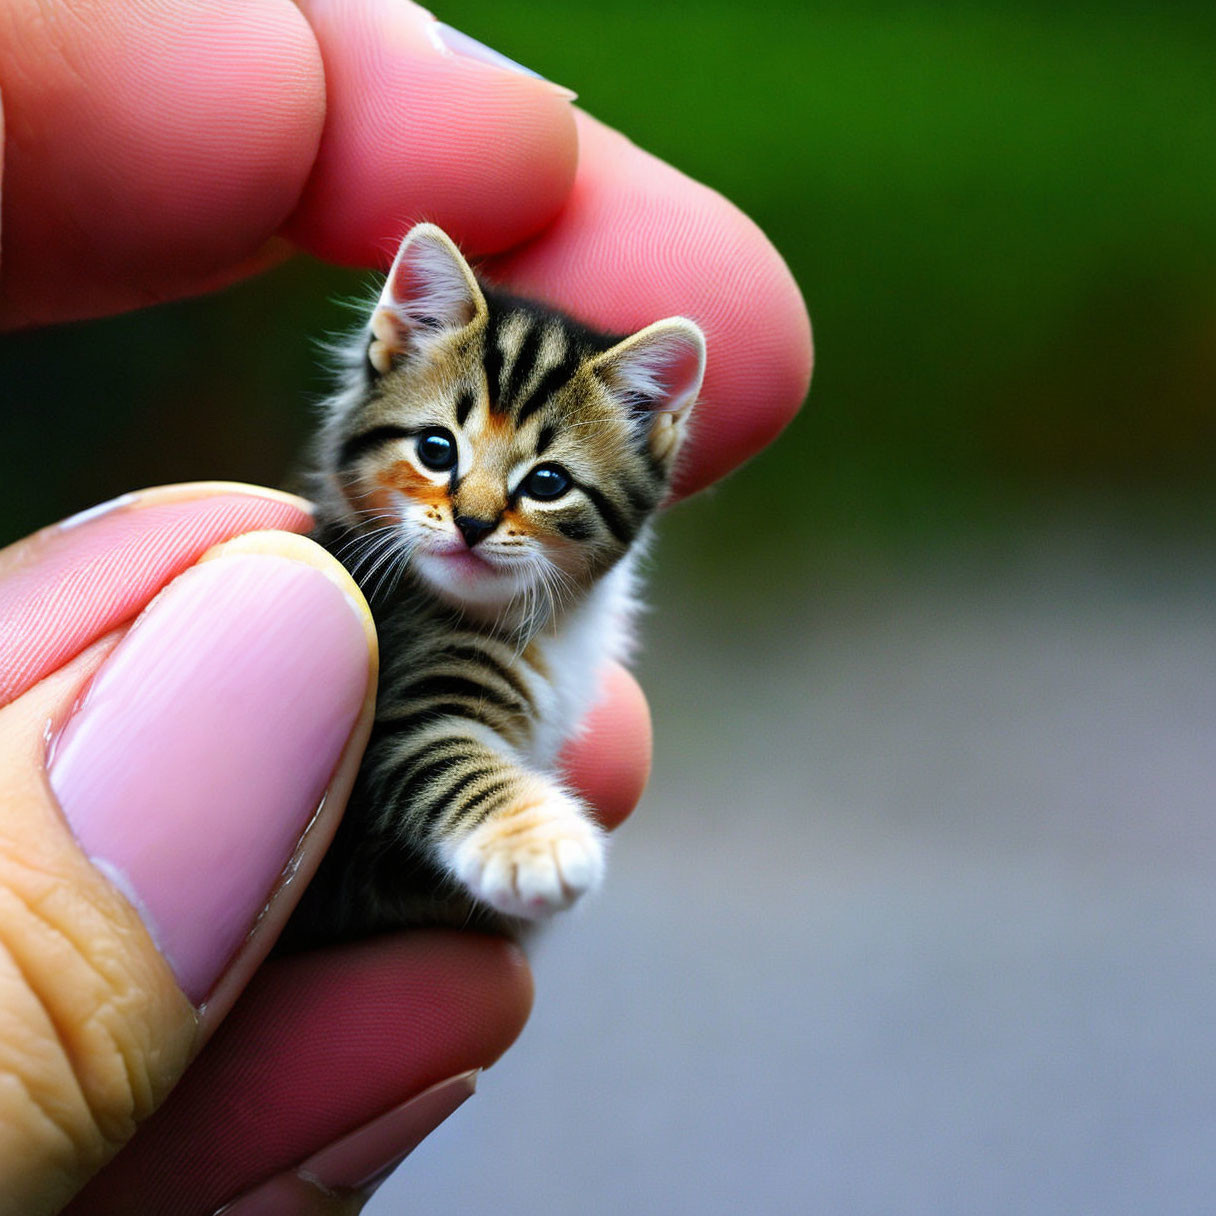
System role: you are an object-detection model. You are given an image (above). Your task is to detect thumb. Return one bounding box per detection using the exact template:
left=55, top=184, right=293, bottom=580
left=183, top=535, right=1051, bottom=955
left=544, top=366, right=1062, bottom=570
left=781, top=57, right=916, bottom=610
left=0, top=530, right=376, bottom=1215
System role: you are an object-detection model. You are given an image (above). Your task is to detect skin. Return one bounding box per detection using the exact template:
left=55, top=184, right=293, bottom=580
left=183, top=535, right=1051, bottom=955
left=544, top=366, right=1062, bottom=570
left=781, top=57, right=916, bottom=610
left=0, top=0, right=812, bottom=1210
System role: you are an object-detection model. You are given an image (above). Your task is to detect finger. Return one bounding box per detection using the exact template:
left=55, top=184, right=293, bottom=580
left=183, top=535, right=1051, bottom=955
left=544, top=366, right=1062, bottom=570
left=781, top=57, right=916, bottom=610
left=0, top=534, right=377, bottom=1213
left=0, top=0, right=579, bottom=327
left=486, top=110, right=814, bottom=498
left=0, top=0, right=325, bottom=327
left=64, top=934, right=532, bottom=1216
left=0, top=483, right=313, bottom=707
left=286, top=0, right=578, bottom=265
left=561, top=662, right=652, bottom=832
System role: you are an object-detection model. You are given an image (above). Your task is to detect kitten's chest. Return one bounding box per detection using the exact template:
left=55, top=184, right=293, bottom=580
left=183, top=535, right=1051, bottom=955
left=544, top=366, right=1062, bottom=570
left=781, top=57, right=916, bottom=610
left=524, top=556, right=638, bottom=767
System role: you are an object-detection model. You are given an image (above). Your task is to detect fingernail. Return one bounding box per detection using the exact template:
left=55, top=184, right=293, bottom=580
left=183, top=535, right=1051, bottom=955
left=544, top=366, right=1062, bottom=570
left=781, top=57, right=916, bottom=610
left=428, top=22, right=578, bottom=101
left=56, top=491, right=139, bottom=531
left=214, top=1072, right=478, bottom=1215
left=49, top=554, right=371, bottom=1004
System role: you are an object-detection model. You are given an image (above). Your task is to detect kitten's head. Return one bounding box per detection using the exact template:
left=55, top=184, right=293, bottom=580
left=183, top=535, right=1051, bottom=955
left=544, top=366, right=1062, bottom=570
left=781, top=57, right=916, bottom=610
left=323, top=223, right=706, bottom=617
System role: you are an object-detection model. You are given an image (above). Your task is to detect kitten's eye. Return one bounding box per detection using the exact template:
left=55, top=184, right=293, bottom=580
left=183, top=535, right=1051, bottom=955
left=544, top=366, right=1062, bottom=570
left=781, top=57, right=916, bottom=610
left=522, top=463, right=572, bottom=501
left=416, top=427, right=457, bottom=472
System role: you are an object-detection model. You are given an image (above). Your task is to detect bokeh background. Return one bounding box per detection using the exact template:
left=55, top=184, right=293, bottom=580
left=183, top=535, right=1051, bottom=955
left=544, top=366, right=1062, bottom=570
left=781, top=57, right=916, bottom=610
left=4, top=1, right=1216, bottom=1211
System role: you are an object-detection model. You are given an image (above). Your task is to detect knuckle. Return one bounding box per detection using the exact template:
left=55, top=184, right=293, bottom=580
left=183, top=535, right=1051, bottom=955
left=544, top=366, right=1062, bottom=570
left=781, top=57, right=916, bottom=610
left=0, top=839, right=194, bottom=1204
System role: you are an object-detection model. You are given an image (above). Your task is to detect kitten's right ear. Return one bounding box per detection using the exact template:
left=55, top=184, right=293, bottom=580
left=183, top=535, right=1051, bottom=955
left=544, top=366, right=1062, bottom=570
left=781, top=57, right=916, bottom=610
left=368, top=224, right=486, bottom=374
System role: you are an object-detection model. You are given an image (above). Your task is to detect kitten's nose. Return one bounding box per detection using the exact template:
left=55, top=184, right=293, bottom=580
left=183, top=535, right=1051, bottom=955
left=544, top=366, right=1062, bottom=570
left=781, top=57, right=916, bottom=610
left=455, top=515, right=495, bottom=548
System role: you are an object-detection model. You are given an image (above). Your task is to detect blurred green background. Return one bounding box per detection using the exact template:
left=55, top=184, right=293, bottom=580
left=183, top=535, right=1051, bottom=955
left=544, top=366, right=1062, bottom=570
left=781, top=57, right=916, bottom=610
left=4, top=3, right=1216, bottom=1212
left=4, top=0, right=1214, bottom=566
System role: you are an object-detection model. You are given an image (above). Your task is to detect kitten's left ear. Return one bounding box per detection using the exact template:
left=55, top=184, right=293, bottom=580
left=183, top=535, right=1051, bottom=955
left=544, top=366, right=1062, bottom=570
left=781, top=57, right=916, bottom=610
left=368, top=223, right=487, bottom=374
left=592, top=318, right=707, bottom=464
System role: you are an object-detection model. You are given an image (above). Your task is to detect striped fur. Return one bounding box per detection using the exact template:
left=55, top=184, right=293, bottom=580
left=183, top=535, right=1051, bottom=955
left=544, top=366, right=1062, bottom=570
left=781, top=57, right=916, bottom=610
left=284, top=224, right=704, bottom=944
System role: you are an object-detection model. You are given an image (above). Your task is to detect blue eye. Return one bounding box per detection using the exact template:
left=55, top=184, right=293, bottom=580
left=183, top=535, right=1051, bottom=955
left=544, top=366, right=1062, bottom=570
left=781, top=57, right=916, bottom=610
left=523, top=463, right=572, bottom=501
left=416, top=428, right=457, bottom=472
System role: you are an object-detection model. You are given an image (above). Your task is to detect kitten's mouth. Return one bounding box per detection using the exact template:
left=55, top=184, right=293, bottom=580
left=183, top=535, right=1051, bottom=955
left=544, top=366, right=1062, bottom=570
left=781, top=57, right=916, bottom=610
left=426, top=543, right=499, bottom=578
left=415, top=539, right=533, bottom=609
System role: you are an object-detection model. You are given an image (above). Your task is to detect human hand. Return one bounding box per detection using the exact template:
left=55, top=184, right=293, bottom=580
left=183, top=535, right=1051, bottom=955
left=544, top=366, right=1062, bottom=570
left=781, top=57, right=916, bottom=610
left=0, top=0, right=810, bottom=498
left=0, top=483, right=649, bottom=1215
left=0, top=1, right=811, bottom=1211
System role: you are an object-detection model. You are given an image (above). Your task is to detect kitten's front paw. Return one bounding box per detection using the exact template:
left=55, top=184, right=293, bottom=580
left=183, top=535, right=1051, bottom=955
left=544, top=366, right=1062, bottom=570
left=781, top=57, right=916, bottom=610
left=449, top=787, right=605, bottom=919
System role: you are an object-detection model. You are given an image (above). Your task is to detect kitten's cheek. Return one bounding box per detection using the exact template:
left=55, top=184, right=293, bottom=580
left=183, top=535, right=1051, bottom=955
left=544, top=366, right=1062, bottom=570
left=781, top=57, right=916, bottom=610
left=560, top=663, right=652, bottom=832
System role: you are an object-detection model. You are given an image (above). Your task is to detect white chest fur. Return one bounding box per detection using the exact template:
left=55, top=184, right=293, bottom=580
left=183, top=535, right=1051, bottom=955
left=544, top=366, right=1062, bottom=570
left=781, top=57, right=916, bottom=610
left=524, top=551, right=641, bottom=768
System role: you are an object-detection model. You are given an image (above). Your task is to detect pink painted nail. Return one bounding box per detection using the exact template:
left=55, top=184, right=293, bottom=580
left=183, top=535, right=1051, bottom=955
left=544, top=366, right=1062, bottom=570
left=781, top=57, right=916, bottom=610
left=214, top=1072, right=478, bottom=1215
left=49, top=554, right=370, bottom=1004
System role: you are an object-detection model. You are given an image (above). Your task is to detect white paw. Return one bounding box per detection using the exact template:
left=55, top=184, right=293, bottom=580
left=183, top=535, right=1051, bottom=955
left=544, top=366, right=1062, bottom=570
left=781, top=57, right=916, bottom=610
left=449, top=787, right=605, bottom=919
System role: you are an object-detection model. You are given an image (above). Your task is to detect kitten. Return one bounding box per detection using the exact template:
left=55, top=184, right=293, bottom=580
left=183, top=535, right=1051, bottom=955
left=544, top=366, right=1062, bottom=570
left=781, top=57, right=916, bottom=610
left=284, top=222, right=705, bottom=945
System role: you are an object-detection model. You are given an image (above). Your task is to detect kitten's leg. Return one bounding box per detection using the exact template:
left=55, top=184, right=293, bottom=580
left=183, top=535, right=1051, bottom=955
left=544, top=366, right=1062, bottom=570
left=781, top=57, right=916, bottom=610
left=368, top=717, right=604, bottom=920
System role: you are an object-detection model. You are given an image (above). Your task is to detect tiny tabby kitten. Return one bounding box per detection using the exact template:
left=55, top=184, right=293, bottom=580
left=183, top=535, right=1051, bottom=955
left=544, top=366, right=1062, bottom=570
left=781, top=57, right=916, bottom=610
left=284, top=223, right=705, bottom=945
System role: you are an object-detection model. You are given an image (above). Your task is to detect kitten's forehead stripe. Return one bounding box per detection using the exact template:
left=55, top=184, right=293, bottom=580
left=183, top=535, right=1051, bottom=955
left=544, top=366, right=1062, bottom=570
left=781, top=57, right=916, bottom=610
left=514, top=350, right=580, bottom=426
left=489, top=313, right=528, bottom=412
left=503, top=322, right=543, bottom=411
left=455, top=390, right=475, bottom=428
left=510, top=324, right=571, bottom=419
left=482, top=309, right=505, bottom=408
left=477, top=288, right=626, bottom=423
left=540, top=324, right=568, bottom=373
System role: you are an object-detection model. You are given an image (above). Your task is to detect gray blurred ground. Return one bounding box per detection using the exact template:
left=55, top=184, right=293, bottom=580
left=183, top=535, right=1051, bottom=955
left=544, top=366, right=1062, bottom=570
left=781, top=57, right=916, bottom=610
left=372, top=521, right=1216, bottom=1215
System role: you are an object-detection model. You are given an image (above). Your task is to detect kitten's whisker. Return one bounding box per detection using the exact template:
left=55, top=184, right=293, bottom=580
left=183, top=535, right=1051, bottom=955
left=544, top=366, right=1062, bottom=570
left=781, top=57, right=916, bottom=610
left=540, top=564, right=571, bottom=626
left=366, top=533, right=416, bottom=605
left=338, top=526, right=403, bottom=580
left=379, top=535, right=420, bottom=604
left=336, top=525, right=396, bottom=563
left=345, top=528, right=404, bottom=595
left=330, top=515, right=399, bottom=552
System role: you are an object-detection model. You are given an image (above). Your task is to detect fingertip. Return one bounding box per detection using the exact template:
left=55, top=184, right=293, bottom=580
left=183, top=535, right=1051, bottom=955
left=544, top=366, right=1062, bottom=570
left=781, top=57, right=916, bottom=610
left=561, top=663, right=653, bottom=832
left=197, top=529, right=379, bottom=681
left=287, top=0, right=579, bottom=265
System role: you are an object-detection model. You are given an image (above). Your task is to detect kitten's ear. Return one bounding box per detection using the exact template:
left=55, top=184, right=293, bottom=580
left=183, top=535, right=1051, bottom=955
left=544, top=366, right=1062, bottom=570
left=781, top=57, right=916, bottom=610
left=368, top=224, right=486, bottom=374
left=593, top=318, right=707, bottom=464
